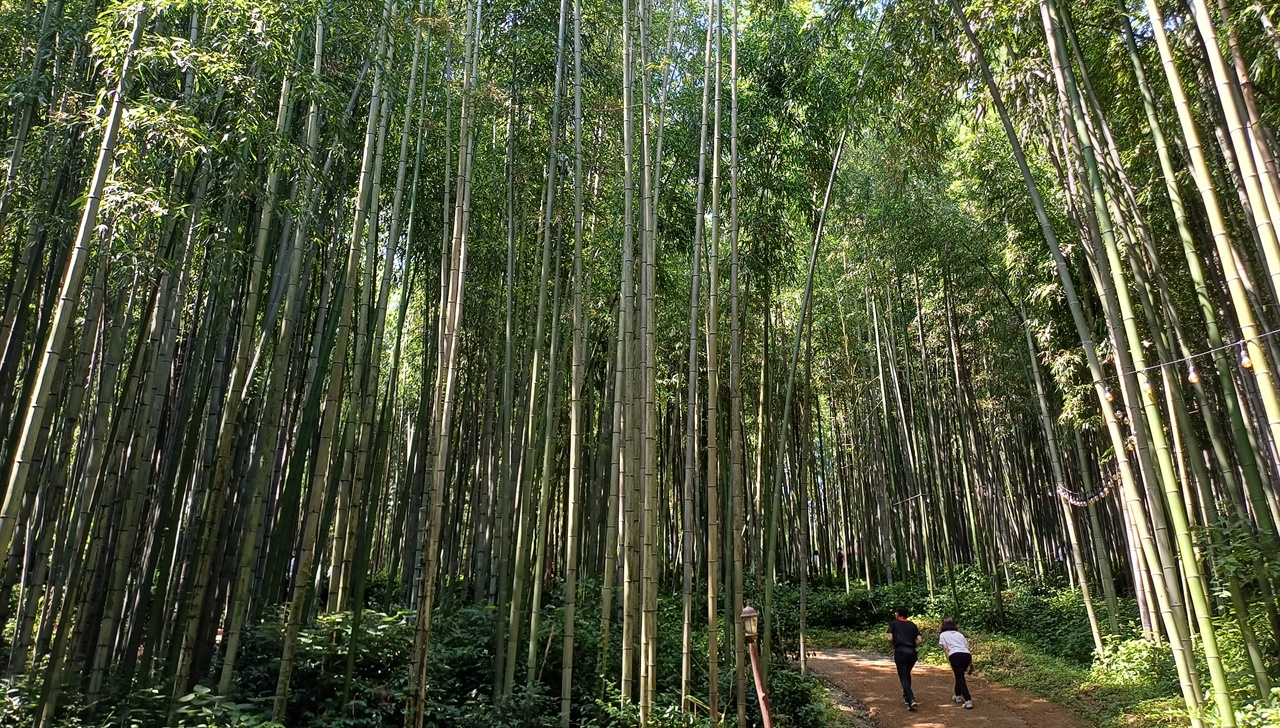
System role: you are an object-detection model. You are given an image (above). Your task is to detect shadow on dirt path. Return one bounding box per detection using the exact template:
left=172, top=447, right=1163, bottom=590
left=807, top=649, right=1089, bottom=728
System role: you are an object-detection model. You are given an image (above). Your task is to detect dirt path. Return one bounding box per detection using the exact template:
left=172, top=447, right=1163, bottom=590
left=807, top=649, right=1088, bottom=728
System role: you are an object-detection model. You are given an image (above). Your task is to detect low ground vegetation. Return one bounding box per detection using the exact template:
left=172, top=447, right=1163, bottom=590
left=1, top=582, right=845, bottom=728
left=6, top=567, right=1277, bottom=726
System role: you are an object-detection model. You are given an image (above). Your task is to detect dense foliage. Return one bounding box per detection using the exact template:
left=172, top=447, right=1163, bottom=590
left=0, top=592, right=846, bottom=728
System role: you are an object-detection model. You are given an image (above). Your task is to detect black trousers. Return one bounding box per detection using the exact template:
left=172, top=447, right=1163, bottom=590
left=893, top=647, right=918, bottom=704
left=949, top=651, right=972, bottom=701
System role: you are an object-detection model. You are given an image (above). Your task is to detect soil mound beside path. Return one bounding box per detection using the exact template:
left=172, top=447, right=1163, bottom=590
left=807, top=649, right=1089, bottom=728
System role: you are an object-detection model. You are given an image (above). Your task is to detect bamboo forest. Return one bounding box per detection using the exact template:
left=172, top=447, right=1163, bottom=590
left=9, top=0, right=1280, bottom=725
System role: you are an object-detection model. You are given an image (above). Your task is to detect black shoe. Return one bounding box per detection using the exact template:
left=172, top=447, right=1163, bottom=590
left=908, top=701, right=917, bottom=711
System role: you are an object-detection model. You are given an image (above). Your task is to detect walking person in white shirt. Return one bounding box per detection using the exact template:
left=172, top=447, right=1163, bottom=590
left=939, top=617, right=975, bottom=709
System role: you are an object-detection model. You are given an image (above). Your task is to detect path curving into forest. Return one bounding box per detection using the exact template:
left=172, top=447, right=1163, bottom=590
left=807, top=649, right=1087, bottom=728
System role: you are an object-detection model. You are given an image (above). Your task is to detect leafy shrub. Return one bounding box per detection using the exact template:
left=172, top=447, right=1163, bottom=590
left=174, top=687, right=284, bottom=728
left=231, top=609, right=414, bottom=726
left=868, top=581, right=930, bottom=621
left=767, top=669, right=835, bottom=728
left=1, top=577, right=945, bottom=728
left=925, top=564, right=1137, bottom=663
left=1001, top=586, right=1099, bottom=662
left=766, top=580, right=926, bottom=659
left=1235, top=688, right=1280, bottom=728
left=362, top=570, right=403, bottom=612
left=803, top=589, right=879, bottom=630
left=231, top=605, right=531, bottom=727
left=1089, top=636, right=1179, bottom=695
left=584, top=686, right=715, bottom=728
left=0, top=677, right=42, bottom=728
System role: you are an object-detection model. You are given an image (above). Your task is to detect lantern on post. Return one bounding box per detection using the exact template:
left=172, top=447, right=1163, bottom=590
left=741, top=606, right=759, bottom=640
left=741, top=606, right=773, bottom=728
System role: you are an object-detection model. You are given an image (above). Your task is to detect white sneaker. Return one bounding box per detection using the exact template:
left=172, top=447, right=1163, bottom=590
left=964, top=701, right=973, bottom=709
left=952, top=695, right=963, bottom=703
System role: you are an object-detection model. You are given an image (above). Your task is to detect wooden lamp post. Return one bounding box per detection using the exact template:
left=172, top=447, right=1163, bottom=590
left=741, top=605, right=773, bottom=727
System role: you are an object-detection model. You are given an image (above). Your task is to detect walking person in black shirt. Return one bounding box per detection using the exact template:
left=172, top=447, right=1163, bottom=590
left=887, top=607, right=922, bottom=710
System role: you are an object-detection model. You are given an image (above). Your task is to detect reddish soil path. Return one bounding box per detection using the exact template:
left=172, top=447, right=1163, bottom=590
left=807, top=649, right=1088, bottom=728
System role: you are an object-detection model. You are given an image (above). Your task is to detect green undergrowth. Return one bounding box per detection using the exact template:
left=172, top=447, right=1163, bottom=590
left=3, top=579, right=852, bottom=728
left=10, top=566, right=1278, bottom=727
left=801, top=675, right=876, bottom=728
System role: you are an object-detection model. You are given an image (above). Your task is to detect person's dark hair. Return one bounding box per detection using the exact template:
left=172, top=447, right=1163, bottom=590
left=896, top=607, right=909, bottom=619
left=941, top=617, right=958, bottom=632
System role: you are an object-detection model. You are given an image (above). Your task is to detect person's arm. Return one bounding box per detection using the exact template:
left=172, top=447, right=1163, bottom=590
left=887, top=626, right=895, bottom=647
left=915, top=632, right=923, bottom=647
